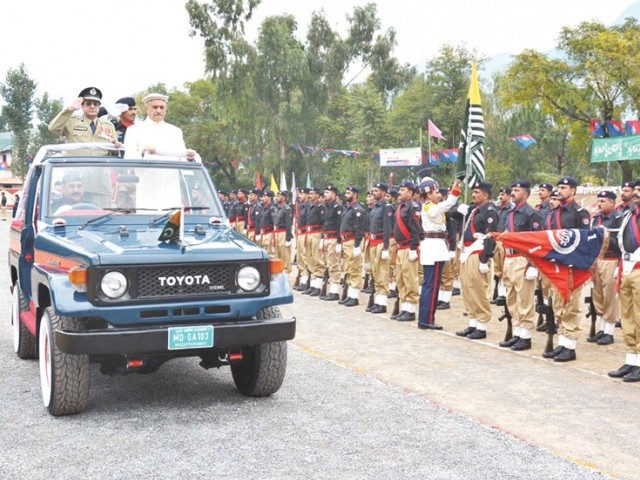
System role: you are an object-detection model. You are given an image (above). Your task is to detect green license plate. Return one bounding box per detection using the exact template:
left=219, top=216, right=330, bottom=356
left=168, top=325, right=214, bottom=350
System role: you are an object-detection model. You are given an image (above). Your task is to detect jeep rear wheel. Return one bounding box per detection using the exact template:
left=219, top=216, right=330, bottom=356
left=230, top=306, right=287, bottom=397
left=39, top=307, right=90, bottom=415
left=11, top=284, right=36, bottom=359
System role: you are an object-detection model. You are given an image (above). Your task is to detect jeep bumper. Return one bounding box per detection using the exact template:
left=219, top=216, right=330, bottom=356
left=54, top=317, right=296, bottom=355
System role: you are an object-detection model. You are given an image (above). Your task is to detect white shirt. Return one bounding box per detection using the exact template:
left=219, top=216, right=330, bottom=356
left=124, top=118, right=188, bottom=160
left=419, top=192, right=459, bottom=265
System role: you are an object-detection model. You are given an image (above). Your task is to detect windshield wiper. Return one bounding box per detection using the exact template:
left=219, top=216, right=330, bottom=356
left=79, top=207, right=158, bottom=229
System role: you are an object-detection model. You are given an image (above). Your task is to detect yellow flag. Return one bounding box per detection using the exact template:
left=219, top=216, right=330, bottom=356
left=158, top=209, right=182, bottom=242
left=270, top=174, right=278, bottom=192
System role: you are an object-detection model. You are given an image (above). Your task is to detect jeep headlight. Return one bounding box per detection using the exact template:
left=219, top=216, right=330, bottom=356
left=100, top=271, right=128, bottom=299
left=237, top=266, right=260, bottom=292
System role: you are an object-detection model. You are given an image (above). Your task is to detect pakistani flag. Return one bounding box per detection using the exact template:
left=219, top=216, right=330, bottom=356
left=158, top=209, right=182, bottom=243
left=456, top=63, right=486, bottom=187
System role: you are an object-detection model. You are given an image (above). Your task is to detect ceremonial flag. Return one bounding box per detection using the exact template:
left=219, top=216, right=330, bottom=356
left=306, top=173, right=311, bottom=188
left=427, top=119, right=445, bottom=140
left=606, top=120, right=624, bottom=137
left=625, top=120, right=640, bottom=136
left=255, top=172, right=263, bottom=190
left=280, top=171, right=288, bottom=192
left=455, top=63, right=486, bottom=187
left=428, top=151, right=440, bottom=165
left=158, top=209, right=182, bottom=243
left=509, top=134, right=537, bottom=149
left=291, top=172, right=297, bottom=203
left=437, top=149, right=459, bottom=163
left=589, top=119, right=605, bottom=138
left=499, top=228, right=604, bottom=301
left=270, top=174, right=278, bottom=192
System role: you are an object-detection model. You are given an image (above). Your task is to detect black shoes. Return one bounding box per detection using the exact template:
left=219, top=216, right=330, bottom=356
left=596, top=334, right=614, bottom=345
left=322, top=293, right=339, bottom=301
left=467, top=329, right=487, bottom=340
left=456, top=326, right=475, bottom=337
left=418, top=323, right=443, bottom=330
left=623, top=366, right=640, bottom=382
left=338, top=297, right=349, bottom=305
left=608, top=364, right=635, bottom=378
left=452, top=288, right=461, bottom=296
left=542, top=345, right=564, bottom=359
left=388, top=289, right=398, bottom=299
left=343, top=298, right=359, bottom=307
left=369, top=305, right=387, bottom=314
left=363, top=286, right=374, bottom=294
left=436, top=301, right=450, bottom=310
left=554, top=348, right=576, bottom=362
left=390, top=310, right=406, bottom=320
left=511, top=338, right=532, bottom=351
left=396, top=312, right=415, bottom=322
left=499, top=336, right=520, bottom=348
left=587, top=331, right=604, bottom=343
left=308, top=288, right=320, bottom=297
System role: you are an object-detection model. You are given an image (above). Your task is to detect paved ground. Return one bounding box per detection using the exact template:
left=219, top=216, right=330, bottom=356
left=283, top=279, right=639, bottom=480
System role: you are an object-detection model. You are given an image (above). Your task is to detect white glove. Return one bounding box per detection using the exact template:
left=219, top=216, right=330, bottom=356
left=449, top=251, right=456, bottom=260
left=319, top=239, right=324, bottom=251
left=335, top=243, right=342, bottom=253
left=409, top=250, right=418, bottom=262
left=255, top=235, right=262, bottom=242
left=242, top=229, right=248, bottom=236
left=353, top=247, right=362, bottom=257
left=614, top=268, right=618, bottom=279
left=381, top=250, right=390, bottom=261
left=478, top=262, right=489, bottom=274
left=524, top=266, right=538, bottom=281
left=457, top=203, right=470, bottom=216
left=364, top=262, right=371, bottom=270
left=285, top=240, right=291, bottom=247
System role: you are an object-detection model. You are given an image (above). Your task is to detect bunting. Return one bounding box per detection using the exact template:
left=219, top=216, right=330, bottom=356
left=456, top=63, right=486, bottom=187
left=509, top=134, right=537, bottom=149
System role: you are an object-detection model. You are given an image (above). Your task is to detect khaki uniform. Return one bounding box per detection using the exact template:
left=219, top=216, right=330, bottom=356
left=339, top=200, right=366, bottom=299
left=618, top=208, right=640, bottom=358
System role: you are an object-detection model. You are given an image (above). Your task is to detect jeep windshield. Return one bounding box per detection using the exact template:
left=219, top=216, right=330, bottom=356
left=46, top=163, right=222, bottom=218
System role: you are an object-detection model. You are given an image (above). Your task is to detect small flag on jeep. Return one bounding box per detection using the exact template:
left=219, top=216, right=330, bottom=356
left=158, top=209, right=182, bottom=242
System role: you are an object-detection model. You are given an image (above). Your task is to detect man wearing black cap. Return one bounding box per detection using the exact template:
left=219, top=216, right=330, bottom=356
left=256, top=190, right=277, bottom=256
left=294, top=187, right=311, bottom=291
left=456, top=181, right=499, bottom=339
left=368, top=182, right=394, bottom=313
left=339, top=186, right=366, bottom=306
left=245, top=188, right=263, bottom=242
left=542, top=176, right=591, bottom=362
left=588, top=190, right=623, bottom=346
left=616, top=181, right=634, bottom=214
left=235, top=189, right=250, bottom=234
left=498, top=180, right=543, bottom=351
left=386, top=188, right=400, bottom=298
left=609, top=178, right=640, bottom=381
left=536, top=183, right=554, bottom=220
left=320, top=185, right=344, bottom=301
left=274, top=191, right=293, bottom=274
left=112, top=97, right=137, bottom=144
left=303, top=188, right=325, bottom=296
left=492, top=186, right=513, bottom=303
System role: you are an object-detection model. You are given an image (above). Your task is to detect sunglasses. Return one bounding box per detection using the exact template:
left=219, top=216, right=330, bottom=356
left=83, top=100, right=100, bottom=107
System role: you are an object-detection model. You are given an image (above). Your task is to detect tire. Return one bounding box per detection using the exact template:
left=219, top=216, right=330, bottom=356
left=39, top=307, right=90, bottom=415
left=230, top=306, right=288, bottom=397
left=11, top=284, right=36, bottom=359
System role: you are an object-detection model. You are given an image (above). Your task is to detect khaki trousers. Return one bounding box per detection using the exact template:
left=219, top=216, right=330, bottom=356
left=460, top=253, right=492, bottom=323
left=551, top=285, right=583, bottom=341
left=305, top=232, right=324, bottom=279
left=395, top=248, right=419, bottom=305
left=296, top=233, right=308, bottom=274
left=274, top=231, right=291, bottom=274
left=591, top=259, right=619, bottom=322
left=619, top=269, right=640, bottom=354
left=503, top=256, right=536, bottom=330
left=371, top=243, right=390, bottom=296
left=342, top=240, right=363, bottom=289
left=323, top=238, right=341, bottom=285
left=235, top=220, right=245, bottom=234
left=493, top=243, right=504, bottom=278
left=260, top=232, right=275, bottom=257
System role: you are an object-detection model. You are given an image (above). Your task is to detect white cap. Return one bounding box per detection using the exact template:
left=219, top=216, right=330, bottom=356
left=142, top=93, right=169, bottom=104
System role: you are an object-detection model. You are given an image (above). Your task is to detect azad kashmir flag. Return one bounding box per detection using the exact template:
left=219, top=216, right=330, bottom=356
left=499, top=228, right=605, bottom=302
left=456, top=63, right=486, bottom=187
left=158, top=209, right=183, bottom=243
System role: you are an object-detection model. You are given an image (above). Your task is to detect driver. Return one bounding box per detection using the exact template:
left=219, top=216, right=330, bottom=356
left=50, top=172, right=87, bottom=214
left=191, top=183, right=208, bottom=208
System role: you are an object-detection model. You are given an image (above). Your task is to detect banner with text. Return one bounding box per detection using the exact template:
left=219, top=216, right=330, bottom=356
left=591, top=136, right=640, bottom=163
left=379, top=147, right=423, bottom=167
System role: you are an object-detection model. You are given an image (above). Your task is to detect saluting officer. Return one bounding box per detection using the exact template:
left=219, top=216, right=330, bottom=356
left=367, top=182, right=394, bottom=314
left=456, top=181, right=499, bottom=340
left=321, top=185, right=344, bottom=301
left=295, top=187, right=311, bottom=291
left=498, top=180, right=543, bottom=351
left=609, top=179, right=640, bottom=382
left=274, top=191, right=293, bottom=274
left=392, top=181, right=422, bottom=322
left=303, top=187, right=325, bottom=297
left=588, top=190, right=623, bottom=346
left=256, top=190, right=277, bottom=257
left=542, top=176, right=591, bottom=362
left=245, top=188, right=263, bottom=242
left=338, top=186, right=366, bottom=307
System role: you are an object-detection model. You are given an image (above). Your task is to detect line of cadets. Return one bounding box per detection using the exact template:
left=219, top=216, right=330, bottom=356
left=217, top=175, right=640, bottom=383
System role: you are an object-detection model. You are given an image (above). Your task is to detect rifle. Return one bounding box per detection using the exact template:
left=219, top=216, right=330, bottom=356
left=392, top=295, right=400, bottom=317
left=535, top=284, right=546, bottom=332
left=363, top=273, right=370, bottom=292
left=320, top=268, right=329, bottom=298
left=491, top=275, right=500, bottom=302
left=544, top=295, right=556, bottom=354
left=294, top=269, right=301, bottom=289
left=340, top=273, right=348, bottom=302
left=585, top=288, right=597, bottom=339
left=495, top=296, right=512, bottom=342
left=367, top=278, right=375, bottom=309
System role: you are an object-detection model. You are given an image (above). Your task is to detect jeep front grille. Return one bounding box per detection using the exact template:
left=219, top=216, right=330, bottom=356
left=136, top=265, right=232, bottom=299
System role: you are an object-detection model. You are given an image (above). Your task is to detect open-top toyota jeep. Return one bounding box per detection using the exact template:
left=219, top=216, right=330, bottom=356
left=8, top=144, right=295, bottom=415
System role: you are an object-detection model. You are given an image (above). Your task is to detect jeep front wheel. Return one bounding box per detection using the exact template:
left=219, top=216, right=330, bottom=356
left=230, top=307, right=287, bottom=397
left=39, top=307, right=90, bottom=415
left=11, top=284, right=36, bottom=359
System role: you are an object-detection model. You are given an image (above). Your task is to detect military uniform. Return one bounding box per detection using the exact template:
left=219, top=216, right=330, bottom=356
left=246, top=195, right=263, bottom=242
left=295, top=192, right=310, bottom=290
left=493, top=196, right=513, bottom=282
left=438, top=197, right=460, bottom=308
left=273, top=195, right=293, bottom=274
left=499, top=181, right=543, bottom=351
left=304, top=193, right=325, bottom=296
left=339, top=188, right=366, bottom=306
left=234, top=193, right=249, bottom=234
left=321, top=187, right=344, bottom=300
left=368, top=184, right=394, bottom=313
left=256, top=194, right=277, bottom=257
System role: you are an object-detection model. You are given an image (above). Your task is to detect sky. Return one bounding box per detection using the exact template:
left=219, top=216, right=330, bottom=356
left=0, top=0, right=637, bottom=107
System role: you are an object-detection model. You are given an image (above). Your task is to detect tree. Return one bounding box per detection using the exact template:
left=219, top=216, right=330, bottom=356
left=0, top=64, right=36, bottom=179
left=29, top=93, right=64, bottom=157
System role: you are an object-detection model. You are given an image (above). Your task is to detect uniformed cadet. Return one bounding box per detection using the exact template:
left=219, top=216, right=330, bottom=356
left=588, top=190, right=623, bottom=346
left=367, top=182, right=394, bottom=314
left=386, top=188, right=400, bottom=298
left=218, top=190, right=230, bottom=216
left=338, top=186, right=366, bottom=307
left=362, top=191, right=376, bottom=293
left=536, top=183, right=554, bottom=220
left=616, top=180, right=634, bottom=214
left=274, top=191, right=293, bottom=274
left=245, top=188, right=263, bottom=242
left=418, top=179, right=463, bottom=329
left=390, top=181, right=422, bottom=322
left=609, top=179, right=640, bottom=382
left=497, top=180, right=543, bottom=351
left=234, top=189, right=249, bottom=233
left=320, top=185, right=344, bottom=301
left=227, top=190, right=238, bottom=227
left=492, top=186, right=513, bottom=302
left=302, top=187, right=325, bottom=296
left=256, top=190, right=277, bottom=257
left=541, top=176, right=591, bottom=362
left=455, top=181, right=499, bottom=340
left=294, top=187, right=311, bottom=291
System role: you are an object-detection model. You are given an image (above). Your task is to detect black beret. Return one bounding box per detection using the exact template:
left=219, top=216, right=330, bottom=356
left=79, top=87, right=102, bottom=101
left=238, top=188, right=249, bottom=195
left=388, top=188, right=399, bottom=198
left=539, top=183, right=554, bottom=191
left=511, top=180, right=531, bottom=189
left=473, top=181, right=492, bottom=193
left=551, top=188, right=560, bottom=198
left=346, top=185, right=360, bottom=194
left=278, top=190, right=289, bottom=198
left=498, top=186, right=509, bottom=194
left=297, top=187, right=310, bottom=194
left=399, top=180, right=417, bottom=192
left=230, top=189, right=238, bottom=194
left=597, top=190, right=616, bottom=200
left=373, top=182, right=388, bottom=192
left=310, top=187, right=323, bottom=194
left=557, top=176, right=578, bottom=188
left=218, top=190, right=227, bottom=195
left=325, top=185, right=340, bottom=194
left=622, top=181, right=634, bottom=189
left=262, top=189, right=275, bottom=198
left=634, top=178, right=640, bottom=187
left=250, top=188, right=262, bottom=196
left=116, top=96, right=136, bottom=107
